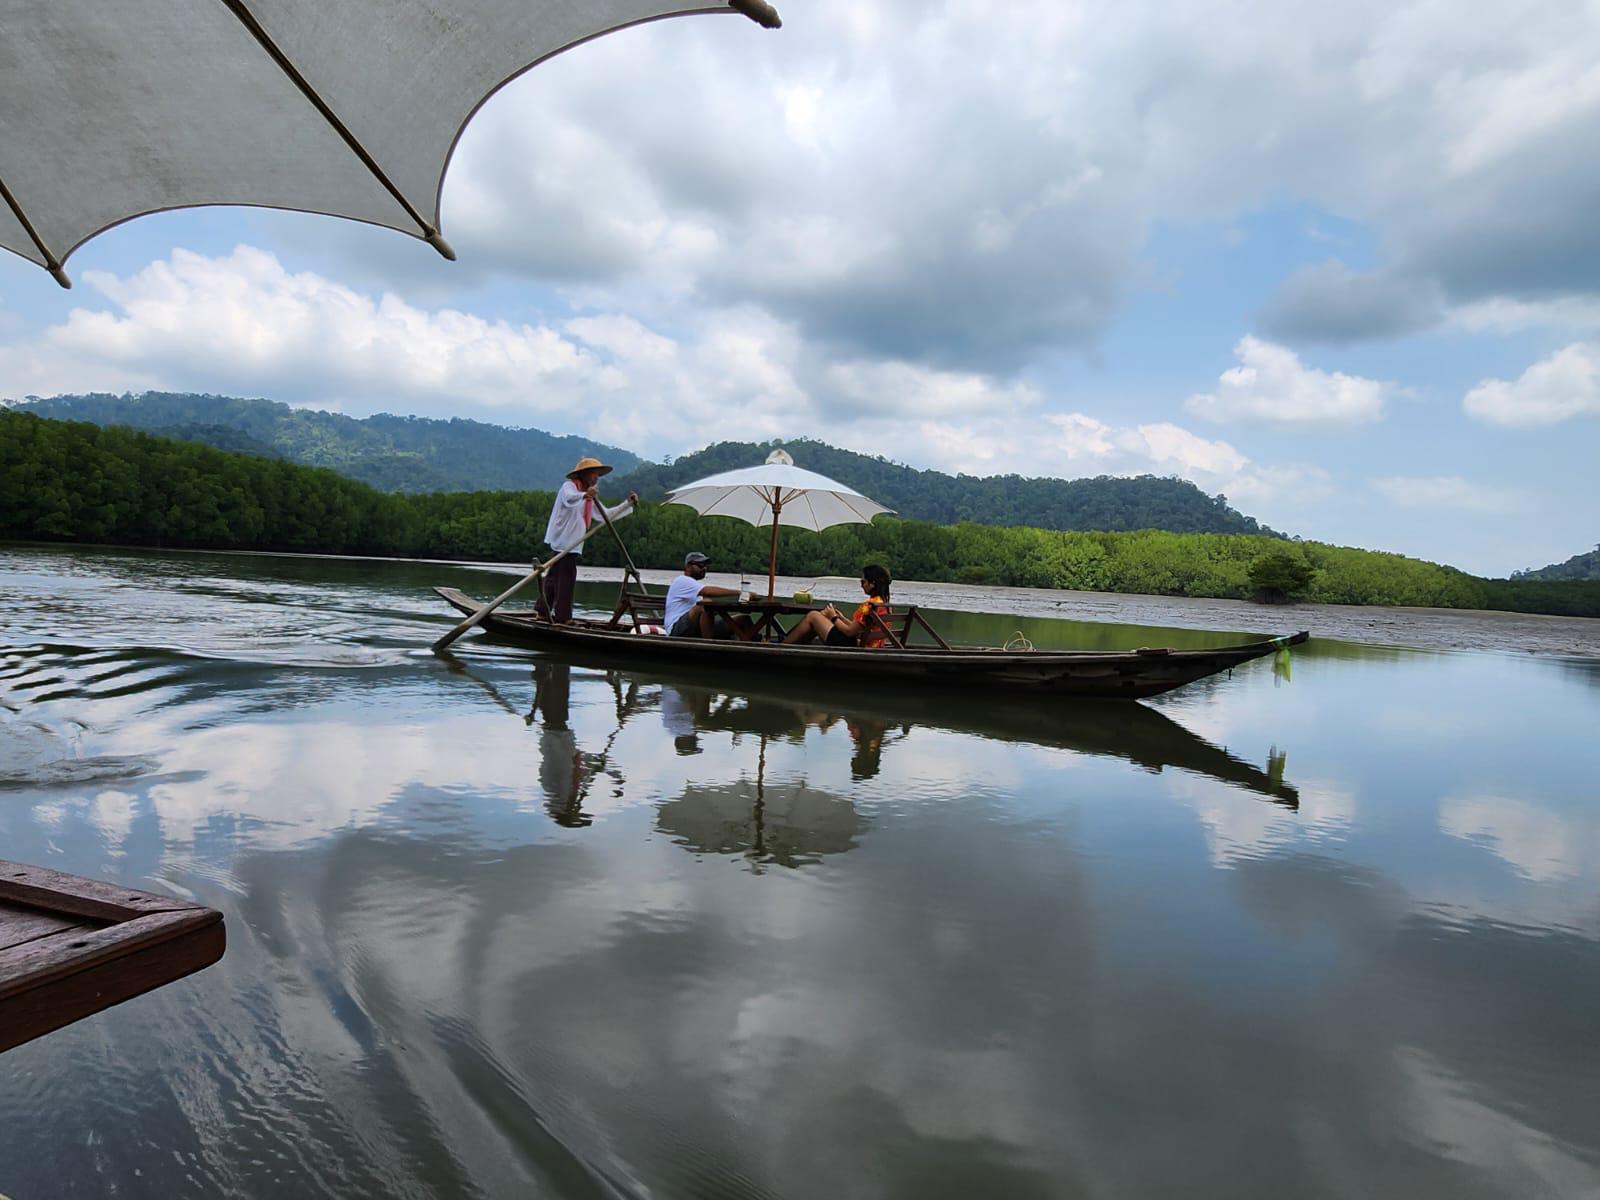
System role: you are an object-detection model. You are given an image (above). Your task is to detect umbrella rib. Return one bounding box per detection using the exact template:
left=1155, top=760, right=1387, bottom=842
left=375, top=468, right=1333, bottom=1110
left=697, top=489, right=748, bottom=520
left=0, top=175, right=70, bottom=288
left=801, top=491, right=821, bottom=529
left=215, top=0, right=455, bottom=260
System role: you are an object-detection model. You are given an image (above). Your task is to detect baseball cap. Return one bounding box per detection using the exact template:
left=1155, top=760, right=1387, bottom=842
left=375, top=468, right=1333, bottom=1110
left=684, top=551, right=710, bottom=566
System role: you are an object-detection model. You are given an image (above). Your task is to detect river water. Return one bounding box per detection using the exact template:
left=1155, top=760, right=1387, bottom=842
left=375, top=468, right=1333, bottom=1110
left=2, top=544, right=1597, bottom=1199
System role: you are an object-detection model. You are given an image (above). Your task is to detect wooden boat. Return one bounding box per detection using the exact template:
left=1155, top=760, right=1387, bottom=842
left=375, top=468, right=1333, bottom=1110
left=435, top=585, right=1309, bottom=699
left=1, top=860, right=224, bottom=1053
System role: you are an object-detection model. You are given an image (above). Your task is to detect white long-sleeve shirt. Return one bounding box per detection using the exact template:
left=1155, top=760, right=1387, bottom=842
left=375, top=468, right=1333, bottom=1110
left=543, top=479, right=632, bottom=554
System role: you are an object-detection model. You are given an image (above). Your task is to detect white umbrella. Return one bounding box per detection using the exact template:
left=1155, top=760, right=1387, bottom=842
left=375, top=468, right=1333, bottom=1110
left=0, top=0, right=781, bottom=288
left=665, top=448, right=894, bottom=598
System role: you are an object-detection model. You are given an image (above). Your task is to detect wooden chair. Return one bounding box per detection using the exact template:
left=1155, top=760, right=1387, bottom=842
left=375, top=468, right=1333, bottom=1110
left=862, top=605, right=951, bottom=650
left=611, top=590, right=667, bottom=631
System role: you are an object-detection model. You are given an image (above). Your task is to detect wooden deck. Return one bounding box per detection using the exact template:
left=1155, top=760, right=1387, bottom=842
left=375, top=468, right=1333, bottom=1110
left=0, top=861, right=224, bottom=1054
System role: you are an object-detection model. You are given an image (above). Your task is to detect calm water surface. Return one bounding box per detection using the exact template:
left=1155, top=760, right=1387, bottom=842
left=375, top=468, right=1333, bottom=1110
left=2, top=545, right=1597, bottom=1199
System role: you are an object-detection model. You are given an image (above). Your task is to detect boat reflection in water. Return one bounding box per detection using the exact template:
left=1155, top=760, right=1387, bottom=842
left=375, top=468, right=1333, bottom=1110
left=494, top=652, right=1300, bottom=842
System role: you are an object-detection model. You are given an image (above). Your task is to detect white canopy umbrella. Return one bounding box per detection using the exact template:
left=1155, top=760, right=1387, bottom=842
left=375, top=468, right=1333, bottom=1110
left=665, top=448, right=894, bottom=598
left=0, top=0, right=781, bottom=288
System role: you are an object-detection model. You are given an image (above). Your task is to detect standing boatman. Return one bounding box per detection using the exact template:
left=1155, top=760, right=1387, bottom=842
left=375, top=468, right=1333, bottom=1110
left=537, top=457, right=638, bottom=624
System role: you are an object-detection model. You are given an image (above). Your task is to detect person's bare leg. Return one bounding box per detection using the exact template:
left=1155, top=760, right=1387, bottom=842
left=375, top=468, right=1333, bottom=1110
left=729, top=615, right=758, bottom=642
left=783, top=611, right=830, bottom=645
left=695, top=604, right=716, bottom=639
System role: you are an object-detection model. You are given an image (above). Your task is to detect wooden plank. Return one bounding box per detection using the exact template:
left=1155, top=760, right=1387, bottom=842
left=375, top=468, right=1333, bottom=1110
left=0, top=917, right=224, bottom=1054
left=0, top=900, right=92, bottom=953
left=0, top=909, right=218, bottom=1001
left=0, top=862, right=225, bottom=1054
left=0, top=860, right=203, bottom=923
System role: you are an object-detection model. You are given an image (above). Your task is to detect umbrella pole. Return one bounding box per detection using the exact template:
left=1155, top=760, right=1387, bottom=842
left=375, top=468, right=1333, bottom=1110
left=752, top=732, right=767, bottom=862
left=767, top=502, right=782, bottom=600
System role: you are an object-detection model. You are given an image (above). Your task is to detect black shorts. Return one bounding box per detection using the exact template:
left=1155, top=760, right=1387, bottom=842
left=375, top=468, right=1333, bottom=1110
left=825, top=627, right=855, bottom=647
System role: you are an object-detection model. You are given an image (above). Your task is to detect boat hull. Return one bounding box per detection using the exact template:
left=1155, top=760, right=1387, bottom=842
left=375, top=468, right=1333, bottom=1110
left=434, top=587, right=1308, bottom=700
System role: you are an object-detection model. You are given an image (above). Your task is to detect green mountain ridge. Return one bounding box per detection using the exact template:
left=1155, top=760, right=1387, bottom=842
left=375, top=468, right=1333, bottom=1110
left=616, top=439, right=1281, bottom=538
left=1515, top=545, right=1600, bottom=581
left=7, top=392, right=642, bottom=495
left=8, top=393, right=1281, bottom=539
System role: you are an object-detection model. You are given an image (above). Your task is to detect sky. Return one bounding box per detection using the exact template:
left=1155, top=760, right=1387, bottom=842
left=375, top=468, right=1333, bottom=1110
left=2, top=0, right=1598, bottom=577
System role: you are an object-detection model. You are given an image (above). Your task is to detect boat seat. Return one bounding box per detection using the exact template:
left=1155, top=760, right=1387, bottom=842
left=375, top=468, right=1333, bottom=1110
left=861, top=605, right=950, bottom=650
left=618, top=591, right=667, bottom=630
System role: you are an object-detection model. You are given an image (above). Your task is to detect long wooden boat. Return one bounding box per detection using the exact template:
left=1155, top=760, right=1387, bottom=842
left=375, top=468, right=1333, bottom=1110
left=435, top=586, right=1309, bottom=699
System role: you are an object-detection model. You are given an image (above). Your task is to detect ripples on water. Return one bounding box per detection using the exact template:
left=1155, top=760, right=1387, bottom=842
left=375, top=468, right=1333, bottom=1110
left=1, top=544, right=1598, bottom=1199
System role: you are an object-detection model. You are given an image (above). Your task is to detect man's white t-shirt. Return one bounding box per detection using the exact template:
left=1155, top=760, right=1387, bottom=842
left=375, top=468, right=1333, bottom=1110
left=664, top=574, right=703, bottom=630
left=659, top=687, right=695, bottom=737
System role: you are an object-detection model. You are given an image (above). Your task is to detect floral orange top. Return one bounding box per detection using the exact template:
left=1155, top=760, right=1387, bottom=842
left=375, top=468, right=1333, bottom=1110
left=852, top=596, right=892, bottom=648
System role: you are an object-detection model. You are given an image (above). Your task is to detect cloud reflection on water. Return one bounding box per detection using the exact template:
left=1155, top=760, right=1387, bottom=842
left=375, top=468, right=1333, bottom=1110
left=2, top=548, right=1599, bottom=1198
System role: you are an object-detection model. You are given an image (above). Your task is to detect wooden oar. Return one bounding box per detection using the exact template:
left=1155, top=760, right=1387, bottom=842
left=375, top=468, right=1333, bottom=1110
left=431, top=503, right=632, bottom=652
left=596, top=500, right=645, bottom=585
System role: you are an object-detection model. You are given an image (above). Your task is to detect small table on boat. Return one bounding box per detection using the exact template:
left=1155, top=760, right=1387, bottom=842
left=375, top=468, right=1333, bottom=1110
left=700, top=597, right=824, bottom=641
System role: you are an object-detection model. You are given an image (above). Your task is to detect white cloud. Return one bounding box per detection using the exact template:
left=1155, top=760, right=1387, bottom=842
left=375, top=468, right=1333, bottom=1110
left=31, top=245, right=605, bottom=405
left=1449, top=297, right=1600, bottom=336
left=1439, top=793, right=1597, bottom=883
left=1224, top=463, right=1335, bottom=508
left=413, top=0, right=1600, bottom=367
left=1370, top=476, right=1530, bottom=514
left=1127, top=421, right=1250, bottom=476
left=1392, top=1048, right=1600, bottom=1199
left=10, top=0, right=1600, bottom=372
left=0, top=246, right=823, bottom=457
left=825, top=359, right=1040, bottom=420
left=1185, top=337, right=1390, bottom=427
left=1042, top=413, right=1247, bottom=474
left=1176, top=775, right=1353, bottom=869
left=1441, top=46, right=1600, bottom=178
left=1027, top=412, right=1331, bottom=510
left=1462, top=342, right=1600, bottom=427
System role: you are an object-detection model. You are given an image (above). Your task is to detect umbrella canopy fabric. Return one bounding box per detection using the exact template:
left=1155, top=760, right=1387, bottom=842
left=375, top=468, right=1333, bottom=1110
left=0, top=0, right=781, bottom=288
left=664, top=450, right=893, bottom=531
left=664, top=449, right=894, bottom=597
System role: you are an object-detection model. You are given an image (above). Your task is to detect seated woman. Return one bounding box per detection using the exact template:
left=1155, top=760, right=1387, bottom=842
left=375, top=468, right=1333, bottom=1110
left=783, top=564, right=894, bottom=648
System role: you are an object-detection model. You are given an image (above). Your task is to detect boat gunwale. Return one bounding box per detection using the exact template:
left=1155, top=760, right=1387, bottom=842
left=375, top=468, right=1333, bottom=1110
left=434, top=586, right=1308, bottom=665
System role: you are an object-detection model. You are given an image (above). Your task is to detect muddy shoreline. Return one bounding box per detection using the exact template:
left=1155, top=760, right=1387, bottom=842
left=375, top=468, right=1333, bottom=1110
left=580, top=566, right=1600, bottom=659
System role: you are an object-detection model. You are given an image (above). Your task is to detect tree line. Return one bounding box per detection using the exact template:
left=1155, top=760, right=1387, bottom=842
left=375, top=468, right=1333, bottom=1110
left=616, top=437, right=1281, bottom=536
left=4, top=411, right=1597, bottom=617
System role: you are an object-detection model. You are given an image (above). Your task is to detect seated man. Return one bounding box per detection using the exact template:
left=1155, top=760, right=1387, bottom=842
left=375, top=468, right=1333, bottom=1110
left=664, top=552, right=757, bottom=640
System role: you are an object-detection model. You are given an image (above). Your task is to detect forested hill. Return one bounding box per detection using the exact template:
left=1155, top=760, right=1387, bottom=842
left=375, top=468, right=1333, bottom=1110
left=8, top=394, right=1279, bottom=537
left=1515, top=546, right=1600, bottom=581
left=7, top=392, right=641, bottom=494
left=616, top=439, right=1281, bottom=537
left=7, top=408, right=1595, bottom=617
